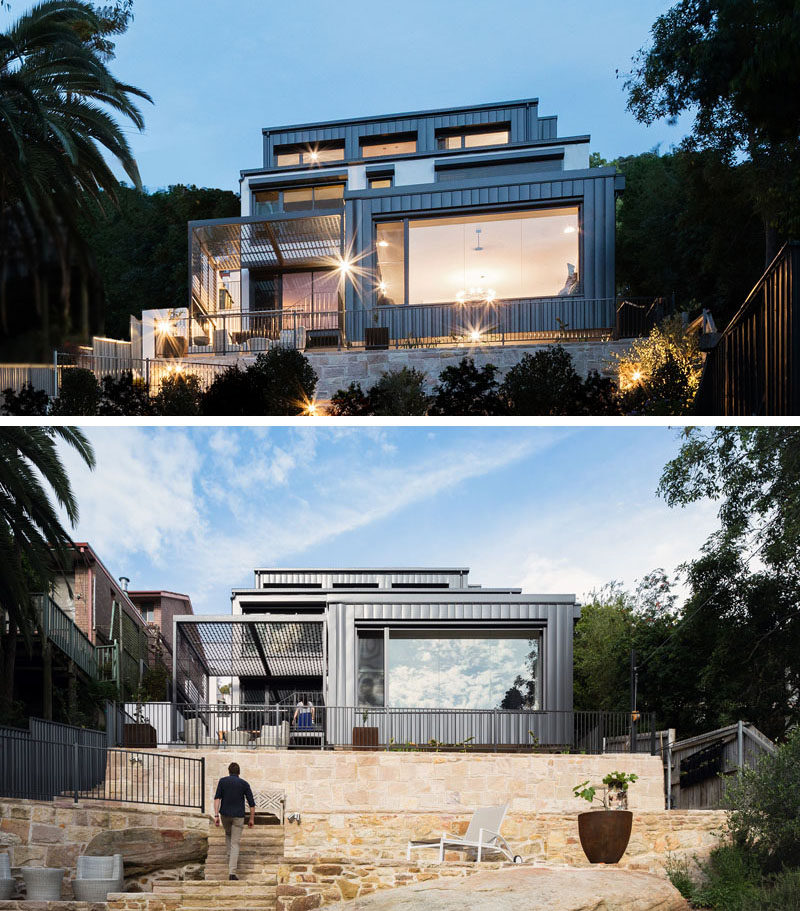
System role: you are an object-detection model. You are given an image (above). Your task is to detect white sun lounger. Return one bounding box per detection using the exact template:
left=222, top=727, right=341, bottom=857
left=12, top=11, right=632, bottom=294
left=406, top=803, right=522, bottom=863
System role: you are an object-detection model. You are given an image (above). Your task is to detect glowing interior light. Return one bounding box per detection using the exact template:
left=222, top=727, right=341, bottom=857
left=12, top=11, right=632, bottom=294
left=378, top=281, right=387, bottom=293
left=563, top=226, right=577, bottom=234
left=376, top=240, right=389, bottom=247
left=309, top=149, right=319, bottom=161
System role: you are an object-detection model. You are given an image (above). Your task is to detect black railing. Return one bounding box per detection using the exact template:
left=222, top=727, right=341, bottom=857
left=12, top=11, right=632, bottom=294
left=694, top=242, right=800, bottom=415
left=126, top=703, right=657, bottom=755
left=0, top=724, right=204, bottom=810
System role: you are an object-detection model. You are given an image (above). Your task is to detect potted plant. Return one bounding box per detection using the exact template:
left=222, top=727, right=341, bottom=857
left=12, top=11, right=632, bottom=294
left=572, top=771, right=638, bottom=863
left=352, top=707, right=379, bottom=750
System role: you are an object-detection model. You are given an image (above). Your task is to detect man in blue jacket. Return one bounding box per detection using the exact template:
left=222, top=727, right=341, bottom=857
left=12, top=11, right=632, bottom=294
left=213, top=762, right=256, bottom=880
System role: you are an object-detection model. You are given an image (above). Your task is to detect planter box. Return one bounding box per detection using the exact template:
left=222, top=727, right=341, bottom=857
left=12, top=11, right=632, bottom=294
left=577, top=810, right=633, bottom=864
left=365, top=327, right=390, bottom=350
left=123, top=723, right=157, bottom=748
left=352, top=726, right=379, bottom=750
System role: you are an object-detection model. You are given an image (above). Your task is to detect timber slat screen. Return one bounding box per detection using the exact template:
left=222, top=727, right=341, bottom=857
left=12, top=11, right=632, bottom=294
left=695, top=242, right=800, bottom=415
left=124, top=702, right=657, bottom=754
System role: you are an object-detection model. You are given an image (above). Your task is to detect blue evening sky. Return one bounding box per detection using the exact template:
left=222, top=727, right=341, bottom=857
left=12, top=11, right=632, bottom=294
left=59, top=427, right=718, bottom=616
left=2, top=0, right=690, bottom=192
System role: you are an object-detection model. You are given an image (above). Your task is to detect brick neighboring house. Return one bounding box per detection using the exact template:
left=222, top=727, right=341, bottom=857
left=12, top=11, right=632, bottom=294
left=127, top=590, right=195, bottom=700
left=50, top=543, right=156, bottom=700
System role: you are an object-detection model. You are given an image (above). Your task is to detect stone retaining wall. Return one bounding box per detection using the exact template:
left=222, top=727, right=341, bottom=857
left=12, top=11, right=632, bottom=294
left=283, top=810, right=726, bottom=874
left=174, top=749, right=666, bottom=817
left=0, top=799, right=207, bottom=898
left=303, top=340, right=633, bottom=400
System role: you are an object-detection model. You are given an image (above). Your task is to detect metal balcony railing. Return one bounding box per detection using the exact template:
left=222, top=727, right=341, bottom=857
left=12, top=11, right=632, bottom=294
left=34, top=595, right=97, bottom=679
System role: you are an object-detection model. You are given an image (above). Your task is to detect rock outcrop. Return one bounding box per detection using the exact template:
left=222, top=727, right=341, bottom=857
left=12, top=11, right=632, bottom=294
left=347, top=866, right=690, bottom=911
left=83, top=826, right=207, bottom=877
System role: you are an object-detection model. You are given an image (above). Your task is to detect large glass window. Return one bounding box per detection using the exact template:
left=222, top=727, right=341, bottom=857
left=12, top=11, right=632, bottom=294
left=275, top=143, right=345, bottom=166
left=357, top=631, right=385, bottom=707
left=282, top=270, right=340, bottom=327
left=361, top=134, right=417, bottom=158
left=253, top=184, right=344, bottom=216
left=375, top=221, right=405, bottom=305
left=437, top=126, right=510, bottom=150
left=407, top=207, right=580, bottom=303
left=387, top=630, right=540, bottom=709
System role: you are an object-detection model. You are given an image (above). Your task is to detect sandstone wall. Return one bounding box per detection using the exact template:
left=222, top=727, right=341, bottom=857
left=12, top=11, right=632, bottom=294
left=0, top=799, right=207, bottom=898
left=182, top=749, right=666, bottom=817
left=302, top=340, right=633, bottom=400
left=282, top=810, right=725, bottom=874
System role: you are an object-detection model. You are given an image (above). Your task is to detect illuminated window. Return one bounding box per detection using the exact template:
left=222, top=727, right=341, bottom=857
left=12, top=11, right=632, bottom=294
left=361, top=133, right=417, bottom=158
left=369, top=177, right=393, bottom=189
left=375, top=221, right=405, bottom=306
left=437, top=126, right=510, bottom=150
left=275, top=143, right=345, bottom=166
left=378, top=207, right=581, bottom=304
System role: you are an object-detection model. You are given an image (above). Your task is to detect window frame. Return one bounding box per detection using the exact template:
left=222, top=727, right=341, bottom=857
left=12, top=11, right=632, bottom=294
left=359, top=131, right=418, bottom=160
left=435, top=124, right=511, bottom=151
left=252, top=182, right=345, bottom=216
left=273, top=142, right=346, bottom=167
left=372, top=202, right=584, bottom=307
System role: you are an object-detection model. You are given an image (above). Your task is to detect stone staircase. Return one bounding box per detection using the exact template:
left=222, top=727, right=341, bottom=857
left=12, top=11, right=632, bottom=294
left=150, top=878, right=279, bottom=911
left=203, top=819, right=285, bottom=880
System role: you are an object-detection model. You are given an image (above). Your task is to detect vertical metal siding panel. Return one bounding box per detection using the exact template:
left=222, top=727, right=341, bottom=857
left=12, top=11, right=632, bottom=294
left=594, top=178, right=605, bottom=300
left=583, top=179, right=596, bottom=299
left=604, top=176, right=616, bottom=300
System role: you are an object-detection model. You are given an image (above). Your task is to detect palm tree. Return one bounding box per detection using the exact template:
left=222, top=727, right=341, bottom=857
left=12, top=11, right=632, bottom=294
left=0, top=427, right=95, bottom=720
left=0, top=1, right=151, bottom=352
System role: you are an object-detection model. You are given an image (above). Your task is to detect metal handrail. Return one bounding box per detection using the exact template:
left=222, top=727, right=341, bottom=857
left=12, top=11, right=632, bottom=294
left=34, top=595, right=97, bottom=679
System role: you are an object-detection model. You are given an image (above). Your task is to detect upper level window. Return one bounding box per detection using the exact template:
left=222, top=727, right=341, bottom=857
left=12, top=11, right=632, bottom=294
left=275, top=143, right=345, bottom=167
left=253, top=184, right=344, bottom=216
left=361, top=133, right=417, bottom=158
left=437, top=126, right=510, bottom=150
left=369, top=176, right=393, bottom=189
left=139, top=603, right=155, bottom=622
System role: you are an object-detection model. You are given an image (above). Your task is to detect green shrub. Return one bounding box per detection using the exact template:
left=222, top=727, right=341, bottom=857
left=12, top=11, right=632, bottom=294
left=724, top=727, right=800, bottom=872
left=430, top=357, right=502, bottom=415
left=51, top=368, right=100, bottom=415
left=153, top=373, right=203, bottom=416
left=665, top=854, right=698, bottom=902
left=329, top=382, right=372, bottom=415
left=368, top=367, right=429, bottom=415
left=744, top=869, right=800, bottom=911
left=693, top=842, right=761, bottom=910
left=0, top=382, right=49, bottom=415
left=202, top=348, right=317, bottom=415
left=98, top=371, right=152, bottom=415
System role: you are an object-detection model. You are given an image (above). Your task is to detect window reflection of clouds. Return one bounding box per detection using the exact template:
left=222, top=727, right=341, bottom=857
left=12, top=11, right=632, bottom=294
left=388, top=636, right=538, bottom=709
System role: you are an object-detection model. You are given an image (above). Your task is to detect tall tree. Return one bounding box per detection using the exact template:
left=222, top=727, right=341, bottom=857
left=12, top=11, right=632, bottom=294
left=0, top=1, right=150, bottom=355
left=625, top=0, right=800, bottom=261
left=0, top=427, right=94, bottom=720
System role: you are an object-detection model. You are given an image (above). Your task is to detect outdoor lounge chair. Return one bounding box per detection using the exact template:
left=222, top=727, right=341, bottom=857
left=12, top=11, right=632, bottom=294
left=0, top=853, right=14, bottom=900
left=72, top=854, right=124, bottom=901
left=406, top=803, right=522, bottom=864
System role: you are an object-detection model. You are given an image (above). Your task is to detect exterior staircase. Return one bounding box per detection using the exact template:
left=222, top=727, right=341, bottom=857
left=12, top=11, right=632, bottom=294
left=203, top=818, right=285, bottom=880
left=107, top=820, right=285, bottom=911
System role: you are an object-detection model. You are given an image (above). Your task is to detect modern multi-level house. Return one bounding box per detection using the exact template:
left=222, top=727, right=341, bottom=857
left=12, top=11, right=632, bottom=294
left=142, top=97, right=622, bottom=359
left=171, top=567, right=580, bottom=747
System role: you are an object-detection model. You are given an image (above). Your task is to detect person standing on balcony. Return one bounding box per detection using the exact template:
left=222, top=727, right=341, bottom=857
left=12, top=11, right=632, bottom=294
left=293, top=698, right=314, bottom=731
left=213, top=762, right=256, bottom=880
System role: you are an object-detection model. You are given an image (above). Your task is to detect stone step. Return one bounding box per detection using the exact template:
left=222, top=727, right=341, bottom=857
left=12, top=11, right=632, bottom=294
left=153, top=880, right=278, bottom=892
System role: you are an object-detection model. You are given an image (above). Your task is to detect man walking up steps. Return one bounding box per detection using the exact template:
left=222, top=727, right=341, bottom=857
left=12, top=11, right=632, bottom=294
left=213, top=762, right=256, bottom=880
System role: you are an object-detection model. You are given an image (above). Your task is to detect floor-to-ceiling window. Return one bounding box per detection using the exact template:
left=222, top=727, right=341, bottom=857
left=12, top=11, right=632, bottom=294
left=356, top=628, right=541, bottom=709
left=281, top=271, right=340, bottom=329
left=375, top=207, right=580, bottom=305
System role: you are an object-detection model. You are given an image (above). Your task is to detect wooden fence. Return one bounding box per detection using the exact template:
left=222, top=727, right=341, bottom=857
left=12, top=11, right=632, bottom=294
left=667, top=721, right=775, bottom=809
left=694, top=242, right=800, bottom=415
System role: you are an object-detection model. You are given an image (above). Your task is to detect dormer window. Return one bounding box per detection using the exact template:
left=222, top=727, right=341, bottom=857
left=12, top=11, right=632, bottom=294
left=437, top=125, right=510, bottom=150
left=275, top=142, right=345, bottom=167
left=361, top=132, right=417, bottom=158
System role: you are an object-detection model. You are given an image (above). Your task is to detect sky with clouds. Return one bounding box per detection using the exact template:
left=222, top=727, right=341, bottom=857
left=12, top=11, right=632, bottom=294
left=57, top=426, right=720, bottom=618
left=2, top=1, right=691, bottom=192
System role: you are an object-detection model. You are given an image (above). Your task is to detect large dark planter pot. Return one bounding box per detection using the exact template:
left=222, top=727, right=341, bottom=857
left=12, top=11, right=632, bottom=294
left=577, top=810, right=633, bottom=864
left=123, top=723, right=157, bottom=748
left=352, top=726, right=379, bottom=750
